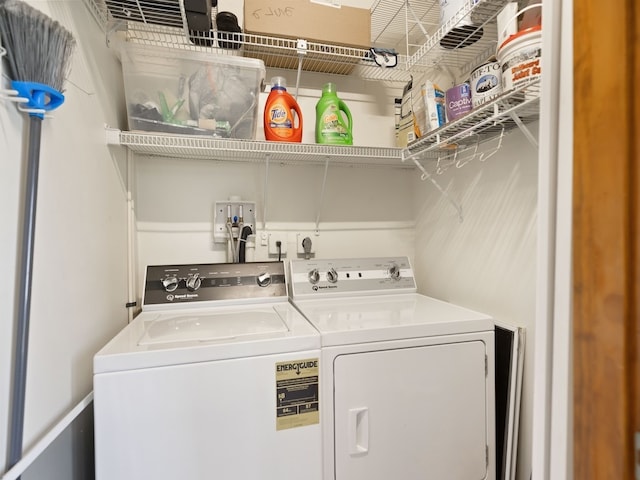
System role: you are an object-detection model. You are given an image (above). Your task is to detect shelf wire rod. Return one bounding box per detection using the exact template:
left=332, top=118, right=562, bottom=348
left=294, top=40, right=307, bottom=99
left=262, top=153, right=270, bottom=231
left=508, top=111, right=538, bottom=148
left=410, top=155, right=463, bottom=223
left=455, top=134, right=481, bottom=169
left=315, top=156, right=331, bottom=233
left=178, top=0, right=189, bottom=47
left=406, top=0, right=430, bottom=41
left=478, top=125, right=505, bottom=162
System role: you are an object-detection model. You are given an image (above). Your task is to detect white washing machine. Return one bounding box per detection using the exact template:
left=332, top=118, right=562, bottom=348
left=289, top=257, right=496, bottom=480
left=93, top=261, right=322, bottom=480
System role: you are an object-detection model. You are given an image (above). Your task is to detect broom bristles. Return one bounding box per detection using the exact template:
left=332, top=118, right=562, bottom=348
left=0, top=0, right=76, bottom=92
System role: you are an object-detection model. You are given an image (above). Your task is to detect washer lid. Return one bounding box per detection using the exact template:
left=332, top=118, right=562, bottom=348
left=94, top=302, right=319, bottom=374
left=291, top=293, right=493, bottom=346
left=138, top=310, right=288, bottom=345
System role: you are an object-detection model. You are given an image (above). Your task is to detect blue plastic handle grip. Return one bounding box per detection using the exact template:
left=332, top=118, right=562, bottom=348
left=11, top=81, right=65, bottom=118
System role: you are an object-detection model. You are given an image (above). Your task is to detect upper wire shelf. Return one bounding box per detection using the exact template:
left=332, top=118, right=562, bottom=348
left=84, top=0, right=514, bottom=81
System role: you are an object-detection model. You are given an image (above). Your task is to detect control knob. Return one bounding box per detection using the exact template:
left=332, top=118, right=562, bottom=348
left=388, top=263, right=401, bottom=281
left=257, top=272, right=272, bottom=287
left=162, top=276, right=179, bottom=293
left=186, top=274, right=202, bottom=291
left=326, top=268, right=338, bottom=284
left=308, top=268, right=320, bottom=284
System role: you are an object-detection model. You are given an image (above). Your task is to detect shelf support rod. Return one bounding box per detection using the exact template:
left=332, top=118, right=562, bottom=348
left=315, top=156, right=330, bottom=233
left=294, top=40, right=308, bottom=99
left=262, top=153, right=270, bottom=231
left=403, top=150, right=463, bottom=222
left=509, top=111, right=538, bottom=148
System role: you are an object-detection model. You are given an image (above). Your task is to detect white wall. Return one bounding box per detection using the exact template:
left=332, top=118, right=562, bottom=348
left=0, top=0, right=128, bottom=474
left=411, top=123, right=539, bottom=480
left=133, top=156, right=417, bottom=302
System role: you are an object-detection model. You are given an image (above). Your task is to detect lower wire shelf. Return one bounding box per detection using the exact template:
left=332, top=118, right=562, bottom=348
left=106, top=79, right=540, bottom=170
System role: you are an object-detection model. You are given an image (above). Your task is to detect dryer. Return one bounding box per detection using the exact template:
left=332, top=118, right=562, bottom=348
left=93, top=261, right=322, bottom=480
left=289, top=257, right=495, bottom=480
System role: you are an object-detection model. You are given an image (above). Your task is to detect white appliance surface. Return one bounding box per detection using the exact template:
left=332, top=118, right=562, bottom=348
left=289, top=257, right=496, bottom=480
left=93, top=261, right=322, bottom=480
left=94, top=301, right=319, bottom=373
left=292, top=293, right=493, bottom=346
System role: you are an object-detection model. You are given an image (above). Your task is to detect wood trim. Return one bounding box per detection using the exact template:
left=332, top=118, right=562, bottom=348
left=633, top=0, right=640, bottom=450
left=573, top=0, right=638, bottom=478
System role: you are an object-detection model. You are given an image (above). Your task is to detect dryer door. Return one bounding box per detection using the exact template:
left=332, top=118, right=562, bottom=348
left=333, top=340, right=488, bottom=480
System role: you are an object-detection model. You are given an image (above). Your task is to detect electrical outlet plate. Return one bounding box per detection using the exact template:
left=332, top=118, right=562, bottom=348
left=296, top=233, right=315, bottom=256
left=213, top=201, right=256, bottom=243
left=268, top=234, right=287, bottom=256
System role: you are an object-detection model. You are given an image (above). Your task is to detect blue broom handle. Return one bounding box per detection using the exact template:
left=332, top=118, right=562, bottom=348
left=8, top=115, right=42, bottom=472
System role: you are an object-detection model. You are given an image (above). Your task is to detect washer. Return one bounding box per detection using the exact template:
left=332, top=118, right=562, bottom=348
left=289, top=257, right=496, bottom=480
left=94, top=262, right=322, bottom=480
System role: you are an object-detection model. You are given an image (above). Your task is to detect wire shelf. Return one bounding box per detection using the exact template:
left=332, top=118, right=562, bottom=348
left=405, top=78, right=540, bottom=157
left=111, top=130, right=413, bottom=167
left=108, top=76, right=539, bottom=168
left=85, top=0, right=517, bottom=81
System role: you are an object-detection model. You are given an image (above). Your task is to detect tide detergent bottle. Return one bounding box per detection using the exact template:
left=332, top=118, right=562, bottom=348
left=315, top=82, right=353, bottom=145
left=264, top=76, right=303, bottom=142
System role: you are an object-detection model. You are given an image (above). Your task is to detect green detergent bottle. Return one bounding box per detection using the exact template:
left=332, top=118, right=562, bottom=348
left=315, top=83, right=353, bottom=145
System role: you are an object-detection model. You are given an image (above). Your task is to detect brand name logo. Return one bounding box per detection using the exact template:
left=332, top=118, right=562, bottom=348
left=449, top=97, right=471, bottom=109
left=270, top=106, right=288, bottom=122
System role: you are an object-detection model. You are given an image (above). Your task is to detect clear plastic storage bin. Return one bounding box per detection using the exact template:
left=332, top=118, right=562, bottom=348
left=121, top=44, right=266, bottom=139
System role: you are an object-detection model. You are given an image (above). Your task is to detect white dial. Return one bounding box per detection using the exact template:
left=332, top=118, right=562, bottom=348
left=257, top=272, right=272, bottom=287
left=186, top=274, right=202, bottom=291
left=326, top=268, right=338, bottom=284
left=308, top=268, right=320, bottom=284
left=388, top=263, right=401, bottom=280
left=162, top=276, right=179, bottom=292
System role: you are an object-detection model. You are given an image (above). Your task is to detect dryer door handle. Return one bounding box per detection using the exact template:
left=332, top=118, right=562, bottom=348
left=348, top=407, right=369, bottom=455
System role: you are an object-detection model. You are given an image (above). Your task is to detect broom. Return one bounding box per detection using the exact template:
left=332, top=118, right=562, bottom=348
left=0, top=0, right=75, bottom=473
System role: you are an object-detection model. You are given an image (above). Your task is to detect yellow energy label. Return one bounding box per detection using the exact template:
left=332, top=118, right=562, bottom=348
left=275, top=358, right=319, bottom=431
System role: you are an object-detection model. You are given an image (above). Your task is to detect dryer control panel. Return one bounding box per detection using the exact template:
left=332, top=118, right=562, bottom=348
left=289, top=257, right=417, bottom=299
left=143, top=261, right=287, bottom=306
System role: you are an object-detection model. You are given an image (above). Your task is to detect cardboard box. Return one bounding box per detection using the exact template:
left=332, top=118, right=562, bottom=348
left=243, top=0, right=371, bottom=73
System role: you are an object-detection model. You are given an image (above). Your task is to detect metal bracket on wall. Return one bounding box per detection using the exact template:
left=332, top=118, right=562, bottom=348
left=294, top=39, right=308, bottom=99
left=402, top=148, right=463, bottom=223
left=262, top=153, right=270, bottom=230
left=315, top=156, right=330, bottom=233
left=509, top=112, right=538, bottom=148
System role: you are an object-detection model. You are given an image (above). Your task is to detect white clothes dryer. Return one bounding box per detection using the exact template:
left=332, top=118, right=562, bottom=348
left=289, top=257, right=496, bottom=480
left=94, top=261, right=322, bottom=480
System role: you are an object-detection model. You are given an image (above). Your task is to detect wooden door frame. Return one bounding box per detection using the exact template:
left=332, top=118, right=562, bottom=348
left=573, top=0, right=639, bottom=478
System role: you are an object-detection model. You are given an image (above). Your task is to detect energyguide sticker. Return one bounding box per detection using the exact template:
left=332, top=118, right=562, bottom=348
left=275, top=358, right=319, bottom=431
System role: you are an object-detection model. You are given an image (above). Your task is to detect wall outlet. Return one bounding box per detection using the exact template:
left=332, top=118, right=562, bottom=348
left=268, top=234, right=287, bottom=257
left=297, top=233, right=315, bottom=257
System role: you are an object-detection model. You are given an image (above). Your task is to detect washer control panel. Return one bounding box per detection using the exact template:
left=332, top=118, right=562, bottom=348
left=289, top=257, right=416, bottom=298
left=143, top=262, right=287, bottom=306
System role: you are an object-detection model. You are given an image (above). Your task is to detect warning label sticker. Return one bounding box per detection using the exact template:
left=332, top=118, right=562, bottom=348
left=275, top=358, right=319, bottom=431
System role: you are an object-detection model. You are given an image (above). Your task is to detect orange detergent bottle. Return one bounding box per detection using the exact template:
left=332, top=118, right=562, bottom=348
left=264, top=76, right=303, bottom=142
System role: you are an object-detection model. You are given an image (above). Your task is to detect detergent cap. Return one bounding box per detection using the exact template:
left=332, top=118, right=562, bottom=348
left=322, top=82, right=337, bottom=94
left=270, top=76, right=287, bottom=90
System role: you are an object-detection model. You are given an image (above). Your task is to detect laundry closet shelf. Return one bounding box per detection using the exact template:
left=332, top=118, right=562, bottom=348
left=84, top=0, right=513, bottom=82
left=107, top=129, right=412, bottom=167
left=405, top=79, right=541, bottom=160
